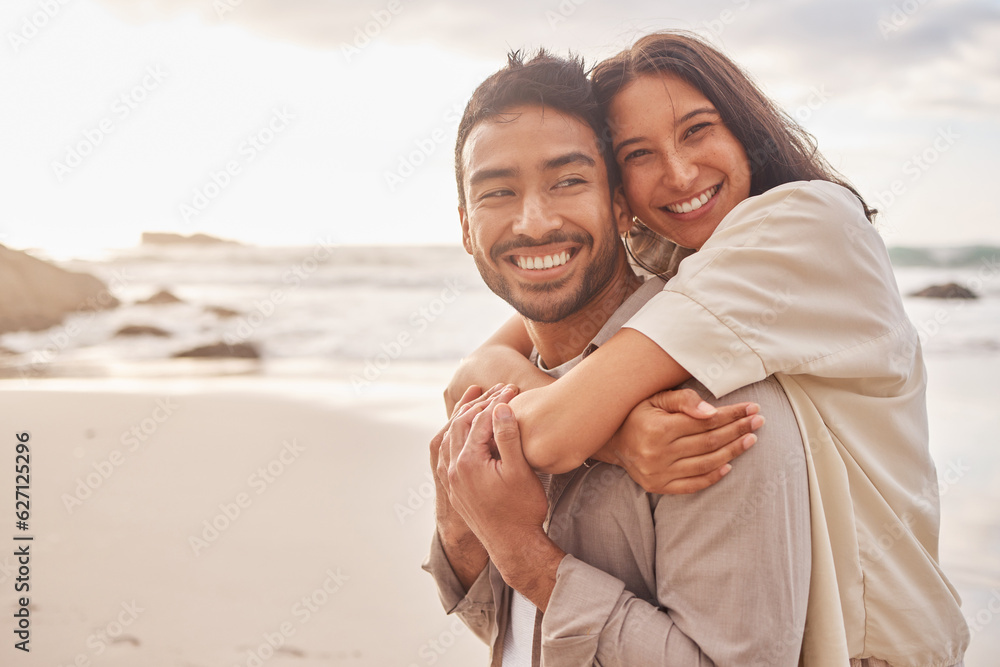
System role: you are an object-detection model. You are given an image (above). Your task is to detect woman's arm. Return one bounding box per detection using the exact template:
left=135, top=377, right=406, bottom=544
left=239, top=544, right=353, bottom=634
left=509, top=327, right=692, bottom=473
left=444, top=314, right=554, bottom=414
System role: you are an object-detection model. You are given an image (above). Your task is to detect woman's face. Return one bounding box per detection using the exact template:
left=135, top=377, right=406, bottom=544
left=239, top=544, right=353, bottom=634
left=608, top=73, right=752, bottom=250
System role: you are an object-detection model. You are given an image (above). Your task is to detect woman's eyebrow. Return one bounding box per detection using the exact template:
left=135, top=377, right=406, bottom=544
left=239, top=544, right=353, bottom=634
left=678, top=106, right=718, bottom=123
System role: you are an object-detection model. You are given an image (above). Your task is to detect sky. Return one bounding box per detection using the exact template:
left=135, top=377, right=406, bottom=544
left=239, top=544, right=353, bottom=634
left=2, top=0, right=998, bottom=257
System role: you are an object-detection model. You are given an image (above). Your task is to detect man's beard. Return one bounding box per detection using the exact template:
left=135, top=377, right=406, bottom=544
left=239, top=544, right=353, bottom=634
left=474, top=227, right=621, bottom=324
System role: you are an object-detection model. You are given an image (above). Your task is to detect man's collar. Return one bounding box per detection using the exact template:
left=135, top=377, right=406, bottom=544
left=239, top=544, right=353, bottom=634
left=531, top=276, right=666, bottom=377
left=582, top=276, right=666, bottom=358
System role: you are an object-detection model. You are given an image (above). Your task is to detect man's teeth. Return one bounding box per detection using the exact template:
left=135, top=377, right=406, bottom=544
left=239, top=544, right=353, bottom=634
left=666, top=185, right=720, bottom=214
left=515, top=251, right=570, bottom=270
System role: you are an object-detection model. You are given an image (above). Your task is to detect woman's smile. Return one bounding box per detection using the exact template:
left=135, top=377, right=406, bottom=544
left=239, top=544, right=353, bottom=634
left=609, top=73, right=751, bottom=250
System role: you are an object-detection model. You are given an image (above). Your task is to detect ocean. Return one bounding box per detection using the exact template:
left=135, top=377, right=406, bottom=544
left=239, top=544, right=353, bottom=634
left=2, top=242, right=998, bottom=379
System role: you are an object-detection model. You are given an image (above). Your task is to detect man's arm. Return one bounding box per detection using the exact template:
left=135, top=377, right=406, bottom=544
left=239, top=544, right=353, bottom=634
left=422, top=386, right=504, bottom=645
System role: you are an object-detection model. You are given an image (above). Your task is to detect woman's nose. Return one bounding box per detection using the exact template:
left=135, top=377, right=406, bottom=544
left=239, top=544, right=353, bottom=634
left=659, top=150, right=698, bottom=192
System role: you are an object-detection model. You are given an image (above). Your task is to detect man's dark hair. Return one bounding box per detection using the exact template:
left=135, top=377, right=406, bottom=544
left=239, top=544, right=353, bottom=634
left=454, top=49, right=617, bottom=211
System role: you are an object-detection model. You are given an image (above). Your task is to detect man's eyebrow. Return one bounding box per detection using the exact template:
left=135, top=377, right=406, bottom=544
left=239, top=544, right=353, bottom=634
left=613, top=107, right=719, bottom=156
left=469, top=167, right=518, bottom=187
left=542, top=152, right=596, bottom=171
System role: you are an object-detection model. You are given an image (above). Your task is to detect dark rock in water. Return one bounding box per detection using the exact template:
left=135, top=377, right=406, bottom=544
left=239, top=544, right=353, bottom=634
left=206, top=305, right=240, bottom=318
left=137, top=289, right=182, bottom=305
left=0, top=244, right=119, bottom=334
left=173, top=342, right=260, bottom=359
left=910, top=283, right=979, bottom=299
left=115, top=325, right=170, bottom=337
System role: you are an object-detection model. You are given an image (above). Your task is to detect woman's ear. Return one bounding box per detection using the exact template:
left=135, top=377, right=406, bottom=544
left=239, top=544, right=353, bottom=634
left=612, top=187, right=634, bottom=236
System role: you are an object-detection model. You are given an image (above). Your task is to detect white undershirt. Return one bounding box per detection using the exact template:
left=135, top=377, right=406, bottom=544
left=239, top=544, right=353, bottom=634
left=501, top=591, right=536, bottom=666
left=501, top=470, right=553, bottom=666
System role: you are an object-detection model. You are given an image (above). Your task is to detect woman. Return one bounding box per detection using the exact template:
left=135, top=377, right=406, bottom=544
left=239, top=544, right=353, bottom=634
left=449, top=32, right=969, bottom=667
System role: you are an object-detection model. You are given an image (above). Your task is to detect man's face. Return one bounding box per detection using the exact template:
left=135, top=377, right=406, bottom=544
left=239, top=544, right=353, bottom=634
left=459, top=105, right=628, bottom=323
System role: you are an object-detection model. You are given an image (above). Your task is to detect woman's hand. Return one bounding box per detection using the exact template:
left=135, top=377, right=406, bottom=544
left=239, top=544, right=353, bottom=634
left=595, top=388, right=764, bottom=495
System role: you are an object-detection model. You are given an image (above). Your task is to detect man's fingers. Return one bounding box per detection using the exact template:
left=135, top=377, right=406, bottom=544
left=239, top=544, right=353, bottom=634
left=491, top=403, right=526, bottom=471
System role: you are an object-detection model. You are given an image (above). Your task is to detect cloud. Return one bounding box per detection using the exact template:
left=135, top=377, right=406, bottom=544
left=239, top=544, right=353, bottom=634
left=89, top=0, right=999, bottom=119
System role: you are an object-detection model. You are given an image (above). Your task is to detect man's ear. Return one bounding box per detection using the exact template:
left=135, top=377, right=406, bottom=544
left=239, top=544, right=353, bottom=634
left=612, top=187, right=634, bottom=236
left=458, top=206, right=473, bottom=254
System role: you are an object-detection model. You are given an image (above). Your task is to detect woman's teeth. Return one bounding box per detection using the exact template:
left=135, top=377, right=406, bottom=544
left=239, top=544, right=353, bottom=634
left=665, top=184, right=720, bottom=214
left=515, top=250, right=570, bottom=270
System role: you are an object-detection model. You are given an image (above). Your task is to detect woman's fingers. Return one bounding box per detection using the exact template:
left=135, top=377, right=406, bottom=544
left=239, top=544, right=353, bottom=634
left=656, top=465, right=733, bottom=495
left=671, top=413, right=764, bottom=459
left=448, top=385, right=517, bottom=464
left=451, top=384, right=485, bottom=418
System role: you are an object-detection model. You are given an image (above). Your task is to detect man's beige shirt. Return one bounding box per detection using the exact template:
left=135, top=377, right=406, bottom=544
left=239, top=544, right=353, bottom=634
left=425, top=277, right=812, bottom=665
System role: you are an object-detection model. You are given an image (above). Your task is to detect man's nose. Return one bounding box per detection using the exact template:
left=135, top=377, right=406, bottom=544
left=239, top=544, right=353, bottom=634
left=512, top=191, right=562, bottom=238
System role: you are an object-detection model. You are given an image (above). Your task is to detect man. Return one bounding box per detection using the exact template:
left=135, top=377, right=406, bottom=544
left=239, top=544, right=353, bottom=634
left=424, top=51, right=810, bottom=665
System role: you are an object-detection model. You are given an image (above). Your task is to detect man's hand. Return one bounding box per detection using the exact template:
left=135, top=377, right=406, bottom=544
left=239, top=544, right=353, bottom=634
left=594, top=388, right=764, bottom=495
left=431, top=384, right=505, bottom=591
left=447, top=386, right=565, bottom=611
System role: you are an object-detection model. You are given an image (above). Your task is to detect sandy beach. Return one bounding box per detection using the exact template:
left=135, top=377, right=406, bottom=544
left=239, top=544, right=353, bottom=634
left=0, top=374, right=489, bottom=667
